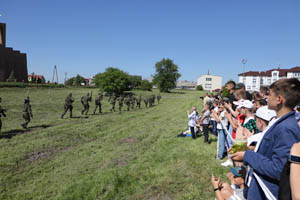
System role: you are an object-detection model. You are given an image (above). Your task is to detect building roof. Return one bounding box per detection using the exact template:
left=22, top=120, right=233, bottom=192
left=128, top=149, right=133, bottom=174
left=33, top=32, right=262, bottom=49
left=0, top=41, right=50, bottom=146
left=238, top=66, right=300, bottom=77
left=28, top=74, right=45, bottom=79
left=176, top=80, right=197, bottom=87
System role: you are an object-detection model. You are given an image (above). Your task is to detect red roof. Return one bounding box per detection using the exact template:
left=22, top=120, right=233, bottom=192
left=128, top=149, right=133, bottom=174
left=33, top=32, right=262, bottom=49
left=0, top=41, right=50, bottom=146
left=28, top=74, right=45, bottom=79
left=238, top=66, right=300, bottom=77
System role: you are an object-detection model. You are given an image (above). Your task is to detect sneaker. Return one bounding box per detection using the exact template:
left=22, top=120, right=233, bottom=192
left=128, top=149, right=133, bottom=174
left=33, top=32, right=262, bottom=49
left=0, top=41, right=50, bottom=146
left=221, top=159, right=233, bottom=167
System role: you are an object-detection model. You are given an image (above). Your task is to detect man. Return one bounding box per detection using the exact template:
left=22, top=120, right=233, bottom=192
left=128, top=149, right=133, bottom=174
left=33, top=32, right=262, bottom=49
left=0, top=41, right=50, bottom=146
left=81, top=93, right=92, bottom=115
left=225, top=80, right=237, bottom=106
left=22, top=97, right=33, bottom=129
left=136, top=95, right=142, bottom=109
left=0, top=97, right=7, bottom=132
left=231, top=78, right=300, bottom=199
left=118, top=95, right=124, bottom=113
left=203, top=93, right=211, bottom=106
left=109, top=94, right=116, bottom=112
left=61, top=93, right=74, bottom=119
left=157, top=94, right=161, bottom=104
left=144, top=97, right=149, bottom=108
left=125, top=96, right=131, bottom=111
left=93, top=92, right=103, bottom=114
left=235, top=83, right=252, bottom=101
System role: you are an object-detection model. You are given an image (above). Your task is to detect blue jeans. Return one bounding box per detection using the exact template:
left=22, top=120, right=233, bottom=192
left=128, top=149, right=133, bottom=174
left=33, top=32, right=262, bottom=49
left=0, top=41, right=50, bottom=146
left=217, top=129, right=226, bottom=159
left=211, top=120, right=217, bottom=135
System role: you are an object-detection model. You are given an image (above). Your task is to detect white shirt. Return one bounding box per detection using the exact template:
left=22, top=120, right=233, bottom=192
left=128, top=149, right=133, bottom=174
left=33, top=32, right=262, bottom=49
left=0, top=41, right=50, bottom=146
left=188, top=111, right=197, bottom=127
left=211, top=107, right=218, bottom=121
left=217, top=111, right=228, bottom=129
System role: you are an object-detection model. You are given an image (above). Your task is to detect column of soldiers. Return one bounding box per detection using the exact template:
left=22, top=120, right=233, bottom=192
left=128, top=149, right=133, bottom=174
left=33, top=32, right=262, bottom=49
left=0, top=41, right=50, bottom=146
left=0, top=93, right=162, bottom=131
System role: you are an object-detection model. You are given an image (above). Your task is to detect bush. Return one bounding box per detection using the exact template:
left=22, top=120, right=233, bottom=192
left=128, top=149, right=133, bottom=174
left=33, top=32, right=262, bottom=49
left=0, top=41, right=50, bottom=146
left=140, top=80, right=153, bottom=91
left=196, top=85, right=204, bottom=91
left=0, top=82, right=65, bottom=88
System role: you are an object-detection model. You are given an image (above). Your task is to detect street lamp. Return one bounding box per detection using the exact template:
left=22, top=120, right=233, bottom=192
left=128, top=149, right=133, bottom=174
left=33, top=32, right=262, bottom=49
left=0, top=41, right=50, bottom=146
left=242, top=59, right=247, bottom=84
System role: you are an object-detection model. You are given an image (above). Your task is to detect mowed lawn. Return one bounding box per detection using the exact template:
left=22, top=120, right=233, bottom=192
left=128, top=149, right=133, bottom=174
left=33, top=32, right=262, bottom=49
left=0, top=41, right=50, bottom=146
left=0, top=87, right=228, bottom=200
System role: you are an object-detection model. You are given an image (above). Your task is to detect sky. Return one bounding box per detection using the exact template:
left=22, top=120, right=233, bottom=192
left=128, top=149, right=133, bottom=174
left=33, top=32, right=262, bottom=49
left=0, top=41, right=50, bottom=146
left=1, top=0, right=300, bottom=83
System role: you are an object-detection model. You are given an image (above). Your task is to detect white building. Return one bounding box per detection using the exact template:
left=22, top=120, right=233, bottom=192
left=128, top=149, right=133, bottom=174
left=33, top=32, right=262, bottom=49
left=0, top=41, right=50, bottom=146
left=197, top=74, right=222, bottom=92
left=238, top=66, right=300, bottom=92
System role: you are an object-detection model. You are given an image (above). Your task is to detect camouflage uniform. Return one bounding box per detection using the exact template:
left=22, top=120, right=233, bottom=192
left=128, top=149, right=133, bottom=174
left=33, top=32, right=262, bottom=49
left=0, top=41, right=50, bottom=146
left=22, top=97, right=33, bottom=129
left=109, top=95, right=116, bottom=112
left=0, top=98, right=7, bottom=132
left=131, top=96, right=136, bottom=110
left=125, top=96, right=131, bottom=111
left=81, top=93, right=92, bottom=115
left=157, top=94, right=161, bottom=104
left=61, top=93, right=74, bottom=119
left=93, top=92, right=103, bottom=114
left=144, top=98, right=149, bottom=108
left=136, top=95, right=142, bottom=109
left=118, top=96, right=124, bottom=112
left=148, top=96, right=153, bottom=107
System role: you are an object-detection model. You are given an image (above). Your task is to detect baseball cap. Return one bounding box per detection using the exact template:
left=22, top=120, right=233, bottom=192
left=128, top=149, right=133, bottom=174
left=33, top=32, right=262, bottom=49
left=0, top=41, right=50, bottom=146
left=255, top=106, right=277, bottom=122
left=230, top=166, right=246, bottom=178
left=237, top=100, right=253, bottom=109
left=235, top=83, right=245, bottom=90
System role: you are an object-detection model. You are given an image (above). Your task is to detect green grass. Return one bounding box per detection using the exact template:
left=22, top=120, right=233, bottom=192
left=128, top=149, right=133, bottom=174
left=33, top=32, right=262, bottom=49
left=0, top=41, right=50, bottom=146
left=0, top=87, right=228, bottom=200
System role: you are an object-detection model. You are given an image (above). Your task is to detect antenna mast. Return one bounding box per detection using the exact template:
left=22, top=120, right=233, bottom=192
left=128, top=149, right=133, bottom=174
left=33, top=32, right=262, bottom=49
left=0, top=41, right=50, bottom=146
left=52, top=65, right=58, bottom=84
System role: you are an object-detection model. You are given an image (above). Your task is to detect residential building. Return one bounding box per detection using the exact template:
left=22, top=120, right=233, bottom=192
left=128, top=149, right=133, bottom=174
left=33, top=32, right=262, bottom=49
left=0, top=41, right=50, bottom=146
left=176, top=80, right=197, bottom=89
left=197, top=74, right=222, bottom=92
left=28, top=74, right=46, bottom=84
left=238, top=66, right=300, bottom=92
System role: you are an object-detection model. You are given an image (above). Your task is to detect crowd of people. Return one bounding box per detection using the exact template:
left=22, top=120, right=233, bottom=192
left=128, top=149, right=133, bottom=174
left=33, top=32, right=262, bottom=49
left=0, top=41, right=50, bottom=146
left=184, top=78, right=300, bottom=199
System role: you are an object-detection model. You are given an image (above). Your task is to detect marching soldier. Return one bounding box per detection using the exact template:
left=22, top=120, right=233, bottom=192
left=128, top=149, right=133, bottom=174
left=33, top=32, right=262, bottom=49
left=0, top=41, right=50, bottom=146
left=144, top=97, right=149, bottom=108
left=0, top=98, right=7, bottom=132
left=131, top=96, right=136, bottom=110
left=109, top=94, right=116, bottom=112
left=148, top=96, right=153, bottom=107
left=81, top=92, right=92, bottom=115
left=136, top=95, right=142, bottom=109
left=118, top=95, right=124, bottom=113
left=22, top=97, right=33, bottom=129
left=151, top=94, right=156, bottom=105
left=61, top=93, right=74, bottom=119
left=93, top=92, right=103, bottom=114
left=125, top=96, right=131, bottom=111
left=157, top=94, right=161, bottom=104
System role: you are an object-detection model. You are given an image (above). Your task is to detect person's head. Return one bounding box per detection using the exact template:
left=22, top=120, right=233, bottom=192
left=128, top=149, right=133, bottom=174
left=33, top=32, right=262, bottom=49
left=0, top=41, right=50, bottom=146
left=235, top=83, right=246, bottom=91
left=254, top=99, right=267, bottom=110
left=192, top=106, right=197, bottom=112
left=234, top=89, right=247, bottom=101
left=213, top=101, right=219, bottom=108
left=205, top=93, right=209, bottom=96
left=237, top=100, right=253, bottom=115
left=255, top=106, right=277, bottom=131
left=260, top=86, right=269, bottom=98
left=268, top=78, right=300, bottom=112
left=230, top=166, right=246, bottom=186
left=226, top=80, right=236, bottom=92
left=252, top=91, right=262, bottom=102
left=69, top=93, right=72, bottom=97
left=204, top=103, right=210, bottom=110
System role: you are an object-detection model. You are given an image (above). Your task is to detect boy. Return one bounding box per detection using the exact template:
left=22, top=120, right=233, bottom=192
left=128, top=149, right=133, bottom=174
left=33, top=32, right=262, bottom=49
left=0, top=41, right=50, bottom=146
left=231, top=78, right=300, bottom=199
left=187, top=106, right=198, bottom=139
left=200, top=103, right=211, bottom=143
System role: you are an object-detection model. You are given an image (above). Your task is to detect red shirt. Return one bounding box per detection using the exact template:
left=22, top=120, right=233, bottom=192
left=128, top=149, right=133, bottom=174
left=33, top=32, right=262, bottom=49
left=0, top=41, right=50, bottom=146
left=232, top=114, right=246, bottom=139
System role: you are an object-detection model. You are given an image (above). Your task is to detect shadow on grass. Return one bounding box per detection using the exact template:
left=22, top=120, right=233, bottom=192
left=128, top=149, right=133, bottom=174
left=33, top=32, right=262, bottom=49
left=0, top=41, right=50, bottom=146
left=0, top=124, right=52, bottom=139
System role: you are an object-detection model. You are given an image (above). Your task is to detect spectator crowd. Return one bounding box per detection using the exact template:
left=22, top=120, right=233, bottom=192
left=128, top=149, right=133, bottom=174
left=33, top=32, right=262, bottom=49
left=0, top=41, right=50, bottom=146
left=186, top=78, right=300, bottom=200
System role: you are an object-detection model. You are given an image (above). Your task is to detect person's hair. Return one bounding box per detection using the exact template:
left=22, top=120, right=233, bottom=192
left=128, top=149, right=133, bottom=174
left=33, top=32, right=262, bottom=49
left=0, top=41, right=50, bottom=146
left=270, top=78, right=300, bottom=109
left=252, top=91, right=262, bottom=102
left=256, top=116, right=270, bottom=126
left=226, top=80, right=236, bottom=88
left=256, top=99, right=267, bottom=106
left=234, top=89, right=247, bottom=100
left=260, top=86, right=269, bottom=96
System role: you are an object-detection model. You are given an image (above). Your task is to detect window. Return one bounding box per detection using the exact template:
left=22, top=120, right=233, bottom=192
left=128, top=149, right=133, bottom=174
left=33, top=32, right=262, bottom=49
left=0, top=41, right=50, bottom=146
left=205, top=84, right=212, bottom=89
left=252, top=77, right=257, bottom=84
left=260, top=78, right=264, bottom=85
left=267, top=78, right=271, bottom=84
left=273, top=72, right=278, bottom=77
left=247, top=86, right=251, bottom=90
left=206, top=77, right=212, bottom=81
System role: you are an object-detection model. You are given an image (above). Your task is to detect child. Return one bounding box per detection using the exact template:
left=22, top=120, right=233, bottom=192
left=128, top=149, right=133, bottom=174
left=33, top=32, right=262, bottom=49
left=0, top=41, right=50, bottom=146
left=231, top=78, right=300, bottom=200
left=200, top=103, right=211, bottom=143
left=187, top=106, right=198, bottom=139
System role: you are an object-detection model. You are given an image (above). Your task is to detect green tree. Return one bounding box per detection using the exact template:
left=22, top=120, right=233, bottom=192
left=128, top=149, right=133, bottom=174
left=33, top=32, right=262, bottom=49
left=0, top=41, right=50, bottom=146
left=65, top=77, right=75, bottom=86
left=152, top=58, right=181, bottom=92
left=140, top=80, right=153, bottom=91
left=93, top=67, right=131, bottom=94
left=8, top=70, right=15, bottom=82
left=73, top=74, right=85, bottom=86
left=196, top=85, right=204, bottom=91
left=128, top=75, right=142, bottom=89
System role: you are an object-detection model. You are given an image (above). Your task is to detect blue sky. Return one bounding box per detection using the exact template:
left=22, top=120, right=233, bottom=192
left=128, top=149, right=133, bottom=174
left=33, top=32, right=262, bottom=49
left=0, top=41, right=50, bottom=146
left=1, top=0, right=300, bottom=83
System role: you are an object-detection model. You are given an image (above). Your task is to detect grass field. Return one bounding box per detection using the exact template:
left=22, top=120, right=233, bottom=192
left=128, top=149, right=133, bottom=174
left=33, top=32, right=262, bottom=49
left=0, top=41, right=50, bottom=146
left=0, top=87, right=228, bottom=200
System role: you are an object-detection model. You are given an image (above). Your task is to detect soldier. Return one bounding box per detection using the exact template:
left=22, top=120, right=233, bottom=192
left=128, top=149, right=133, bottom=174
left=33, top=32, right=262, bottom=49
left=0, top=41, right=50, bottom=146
left=109, top=94, right=116, bottom=112
left=0, top=97, right=7, bottom=132
left=61, top=93, right=75, bottom=119
left=81, top=92, right=92, bottom=115
left=157, top=94, right=161, bottom=104
left=151, top=94, right=156, bottom=105
left=118, top=95, right=124, bottom=113
left=22, top=97, right=33, bottom=129
left=93, top=92, right=103, bottom=114
left=136, top=95, right=142, bottom=109
left=125, top=96, right=131, bottom=111
left=144, top=97, right=149, bottom=108
left=131, top=96, right=136, bottom=110
left=148, top=96, right=153, bottom=107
